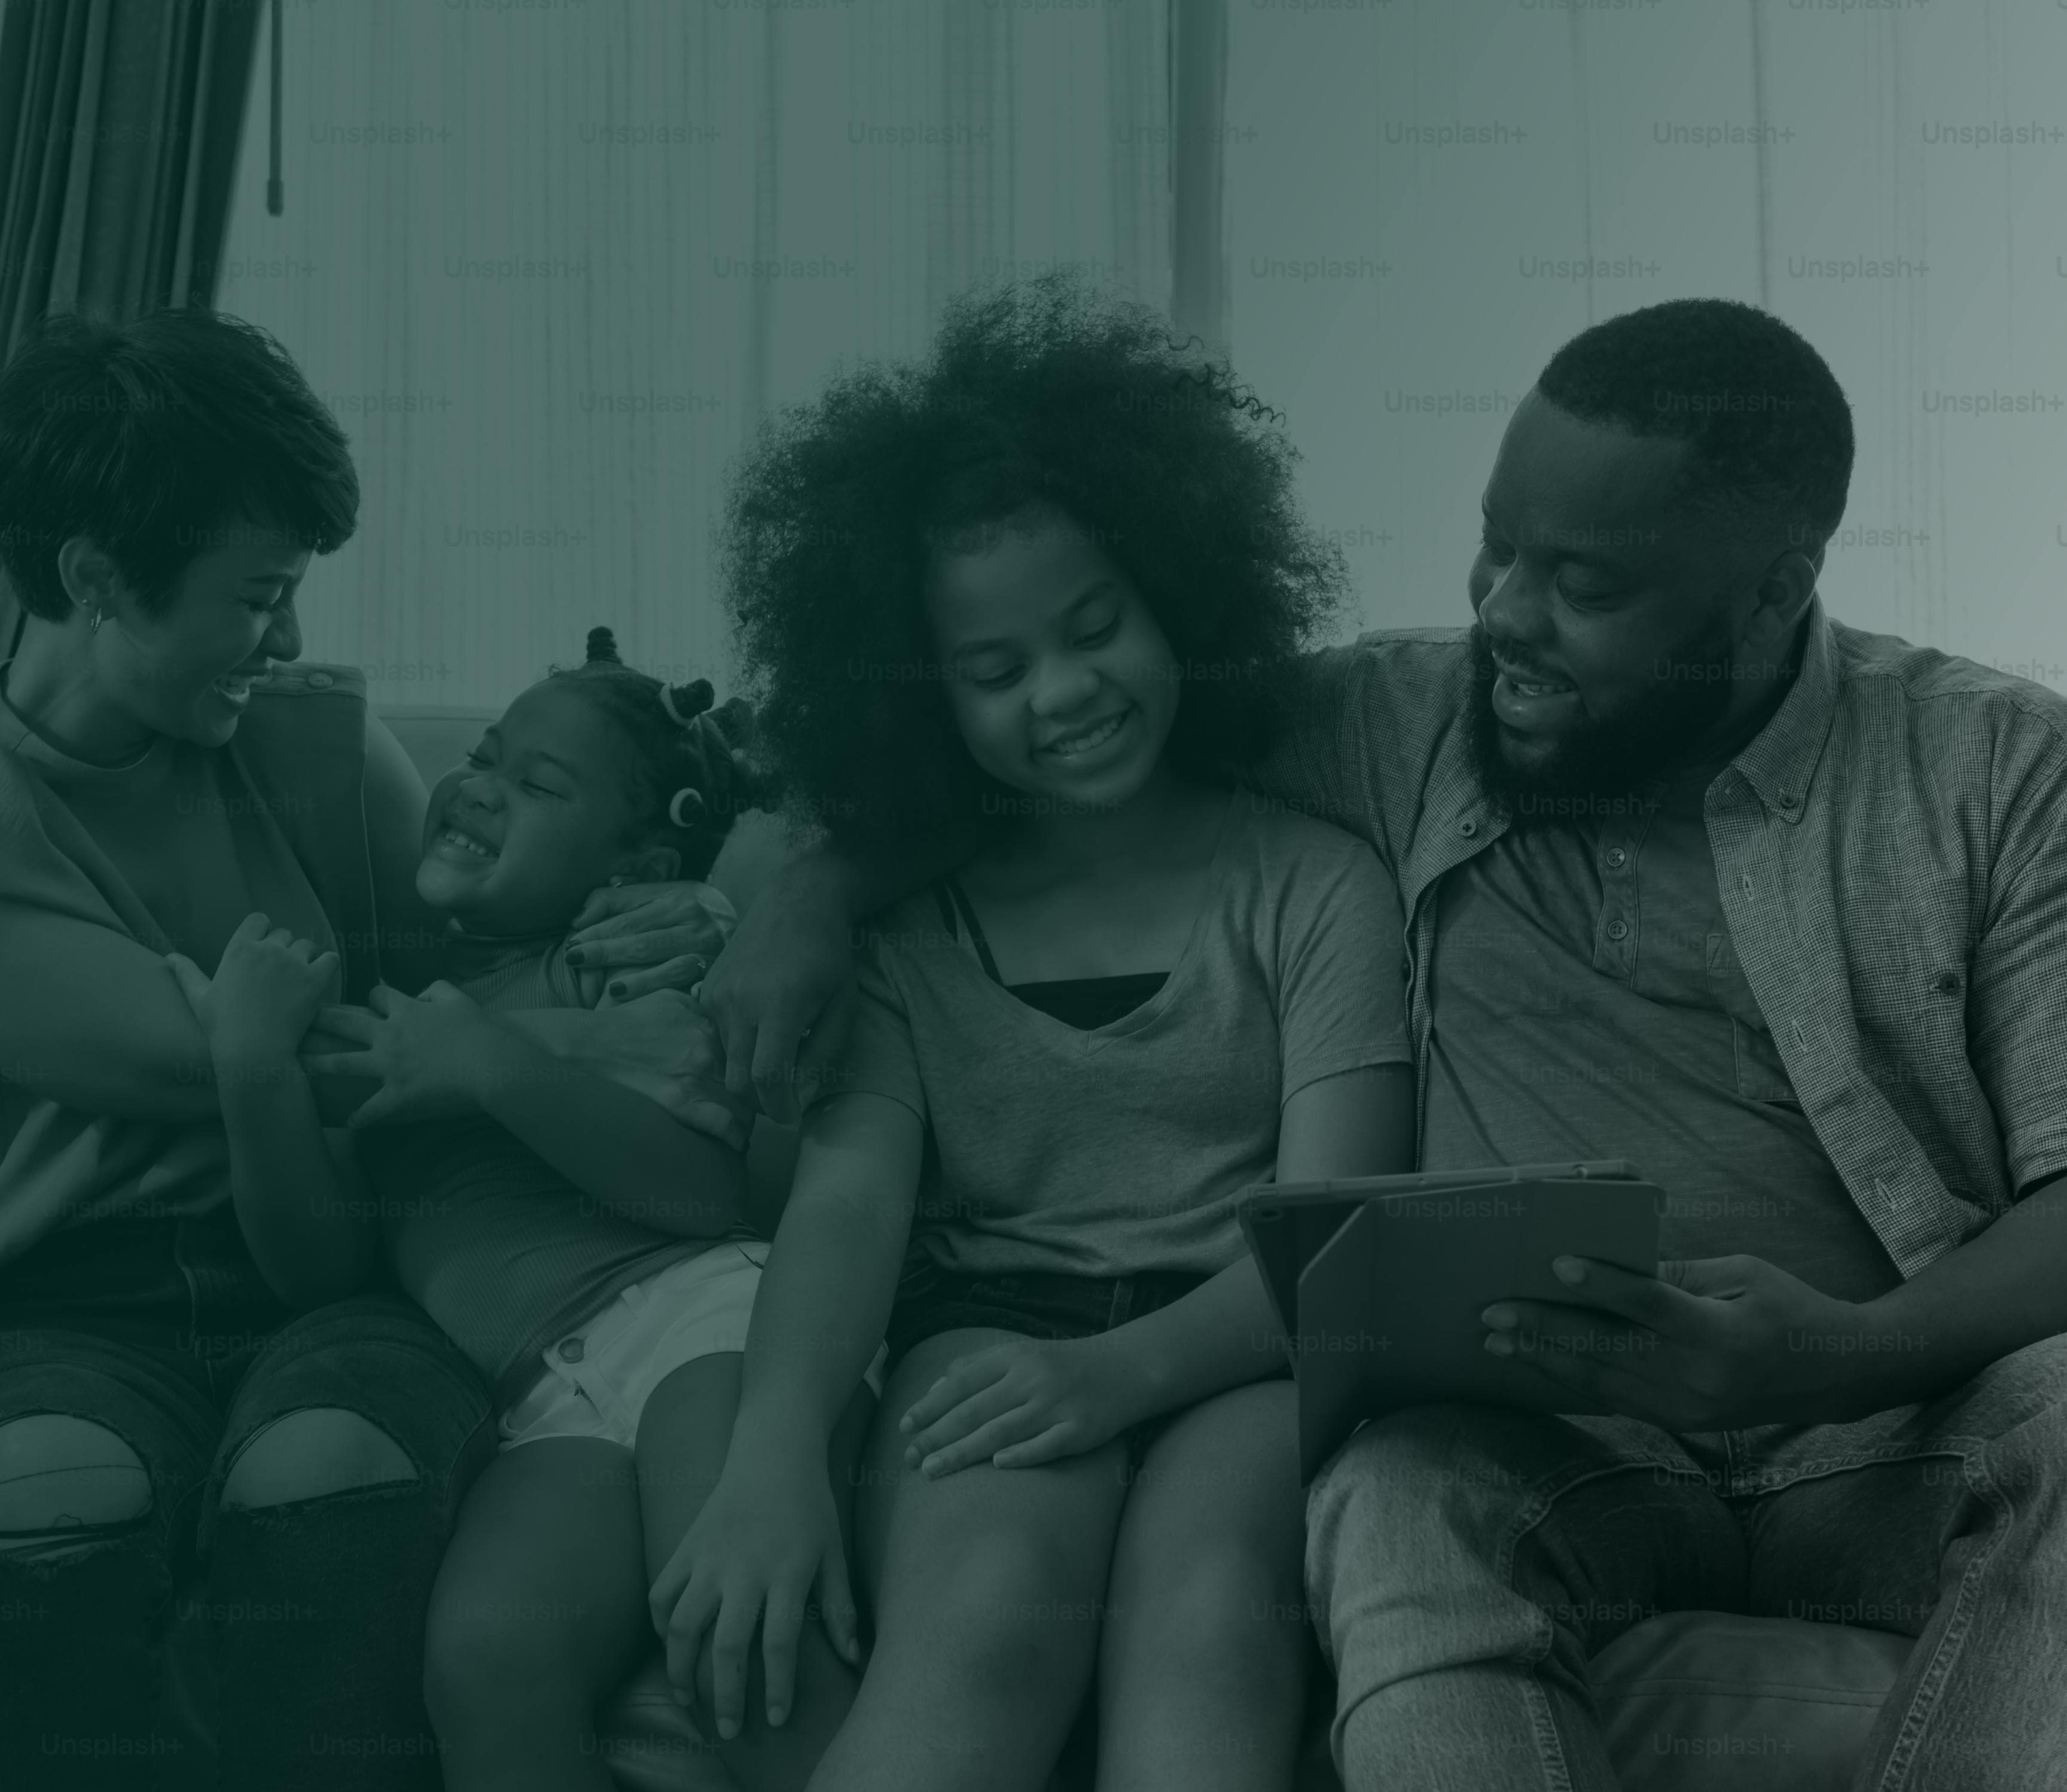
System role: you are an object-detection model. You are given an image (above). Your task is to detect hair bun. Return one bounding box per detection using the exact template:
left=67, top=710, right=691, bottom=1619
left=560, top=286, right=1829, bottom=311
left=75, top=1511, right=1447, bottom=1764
left=585, top=626, right=621, bottom=665
left=667, top=678, right=714, bottom=721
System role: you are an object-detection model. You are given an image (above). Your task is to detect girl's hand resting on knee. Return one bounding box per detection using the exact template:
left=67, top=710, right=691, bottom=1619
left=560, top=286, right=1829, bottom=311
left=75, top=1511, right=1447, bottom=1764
left=648, top=1454, right=864, bottom=1741
left=900, top=1336, right=1151, bottom=1476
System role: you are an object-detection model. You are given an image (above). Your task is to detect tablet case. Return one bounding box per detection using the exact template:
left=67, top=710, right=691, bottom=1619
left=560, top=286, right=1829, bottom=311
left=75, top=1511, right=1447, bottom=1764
left=1239, top=1163, right=1661, bottom=1482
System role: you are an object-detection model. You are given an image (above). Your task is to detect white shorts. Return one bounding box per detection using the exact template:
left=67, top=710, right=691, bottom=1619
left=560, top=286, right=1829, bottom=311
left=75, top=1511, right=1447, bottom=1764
left=498, top=1242, right=886, bottom=1452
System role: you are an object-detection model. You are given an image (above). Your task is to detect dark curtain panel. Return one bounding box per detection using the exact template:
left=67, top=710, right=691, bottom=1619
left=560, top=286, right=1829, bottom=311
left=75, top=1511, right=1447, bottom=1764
left=0, top=0, right=264, bottom=361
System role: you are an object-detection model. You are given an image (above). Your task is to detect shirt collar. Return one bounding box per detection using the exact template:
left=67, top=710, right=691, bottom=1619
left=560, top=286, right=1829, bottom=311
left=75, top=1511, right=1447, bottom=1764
left=1727, top=598, right=1840, bottom=825
left=1425, top=599, right=1841, bottom=846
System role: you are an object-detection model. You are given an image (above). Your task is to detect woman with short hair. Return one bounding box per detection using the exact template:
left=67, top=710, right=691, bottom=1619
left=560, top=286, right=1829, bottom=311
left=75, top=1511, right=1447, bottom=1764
left=0, top=307, right=726, bottom=1790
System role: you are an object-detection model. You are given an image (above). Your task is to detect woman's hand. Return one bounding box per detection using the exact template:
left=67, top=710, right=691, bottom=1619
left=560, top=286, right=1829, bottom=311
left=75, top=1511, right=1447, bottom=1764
left=899, top=1334, right=1153, bottom=1476
left=166, top=913, right=340, bottom=1063
left=648, top=1450, right=863, bottom=1741
left=312, top=982, right=507, bottom=1128
left=566, top=881, right=737, bottom=1005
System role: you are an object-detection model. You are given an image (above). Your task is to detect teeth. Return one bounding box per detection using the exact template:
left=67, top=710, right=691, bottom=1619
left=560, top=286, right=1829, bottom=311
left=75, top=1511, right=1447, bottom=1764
left=440, top=828, right=494, bottom=858
left=1045, top=712, right=1126, bottom=757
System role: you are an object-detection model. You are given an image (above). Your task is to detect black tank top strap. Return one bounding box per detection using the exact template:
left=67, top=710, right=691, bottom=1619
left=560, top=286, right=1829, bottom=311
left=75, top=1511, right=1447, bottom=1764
left=939, top=874, right=1004, bottom=986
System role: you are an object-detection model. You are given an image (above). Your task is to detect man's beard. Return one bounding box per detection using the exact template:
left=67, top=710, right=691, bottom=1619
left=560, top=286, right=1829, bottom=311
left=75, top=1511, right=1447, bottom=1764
left=1465, top=623, right=1735, bottom=825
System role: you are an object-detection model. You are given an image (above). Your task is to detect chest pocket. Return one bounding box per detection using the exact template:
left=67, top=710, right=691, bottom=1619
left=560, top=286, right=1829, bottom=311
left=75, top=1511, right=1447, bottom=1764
left=1709, top=929, right=1802, bottom=1107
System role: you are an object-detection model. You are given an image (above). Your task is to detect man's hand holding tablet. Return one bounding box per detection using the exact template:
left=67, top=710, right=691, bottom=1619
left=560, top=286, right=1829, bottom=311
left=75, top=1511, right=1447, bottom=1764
left=1480, top=1250, right=1892, bottom=1430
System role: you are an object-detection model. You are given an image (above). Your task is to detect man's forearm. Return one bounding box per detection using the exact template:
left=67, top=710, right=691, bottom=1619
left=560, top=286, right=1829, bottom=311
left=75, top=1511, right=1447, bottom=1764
left=1828, top=1174, right=2067, bottom=1415
left=782, top=828, right=984, bottom=928
left=469, top=1025, right=747, bottom=1236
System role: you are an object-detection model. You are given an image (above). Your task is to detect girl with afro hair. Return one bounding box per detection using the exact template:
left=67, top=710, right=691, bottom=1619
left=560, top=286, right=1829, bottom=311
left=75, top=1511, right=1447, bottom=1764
left=653, top=279, right=1417, bottom=1791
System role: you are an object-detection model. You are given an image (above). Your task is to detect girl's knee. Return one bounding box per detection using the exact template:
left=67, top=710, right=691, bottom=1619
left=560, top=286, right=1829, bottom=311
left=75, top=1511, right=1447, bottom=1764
left=425, top=1581, right=597, bottom=1737
left=0, top=1415, right=153, bottom=1537
left=219, top=1407, right=418, bottom=1511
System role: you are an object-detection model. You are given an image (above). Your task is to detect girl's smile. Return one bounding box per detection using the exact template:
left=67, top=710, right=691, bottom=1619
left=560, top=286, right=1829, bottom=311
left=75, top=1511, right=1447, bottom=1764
left=1035, top=704, right=1134, bottom=765
left=925, top=506, right=1181, bottom=812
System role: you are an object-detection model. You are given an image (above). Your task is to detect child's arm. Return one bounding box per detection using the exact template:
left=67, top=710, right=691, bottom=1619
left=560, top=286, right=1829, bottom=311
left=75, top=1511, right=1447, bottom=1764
left=898, top=1062, right=1416, bottom=1476
left=647, top=1090, right=924, bottom=1736
left=334, top=983, right=749, bottom=1238
left=166, top=915, right=379, bottom=1308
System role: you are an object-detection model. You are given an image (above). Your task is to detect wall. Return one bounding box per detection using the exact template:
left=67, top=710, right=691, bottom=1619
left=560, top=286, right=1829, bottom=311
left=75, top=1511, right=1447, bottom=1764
left=217, top=2, right=2067, bottom=704
left=1224, top=0, right=2067, bottom=691
left=213, top=0, right=1173, bottom=710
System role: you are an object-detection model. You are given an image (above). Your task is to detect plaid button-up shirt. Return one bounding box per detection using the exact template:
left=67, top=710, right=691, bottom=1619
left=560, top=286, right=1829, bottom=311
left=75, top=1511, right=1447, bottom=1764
left=1254, top=599, right=2067, bottom=1279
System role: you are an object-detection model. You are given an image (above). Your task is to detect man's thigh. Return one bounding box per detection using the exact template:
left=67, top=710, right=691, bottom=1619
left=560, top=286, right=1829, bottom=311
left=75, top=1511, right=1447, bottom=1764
left=1307, top=1403, right=1745, bottom=1684
left=1737, top=1332, right=2067, bottom=1633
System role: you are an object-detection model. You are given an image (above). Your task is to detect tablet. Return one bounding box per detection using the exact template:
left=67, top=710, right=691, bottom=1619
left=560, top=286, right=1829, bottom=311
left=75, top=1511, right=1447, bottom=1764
left=1239, top=1163, right=1662, bottom=1481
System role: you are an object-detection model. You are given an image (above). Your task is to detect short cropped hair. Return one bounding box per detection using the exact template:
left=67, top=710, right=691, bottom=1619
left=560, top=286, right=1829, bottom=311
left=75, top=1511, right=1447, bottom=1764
left=1536, top=298, right=1853, bottom=548
left=0, top=307, right=358, bottom=620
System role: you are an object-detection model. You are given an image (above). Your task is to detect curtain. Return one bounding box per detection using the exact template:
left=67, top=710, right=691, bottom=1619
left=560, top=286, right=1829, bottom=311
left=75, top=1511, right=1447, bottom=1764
left=1169, top=0, right=1228, bottom=354
left=0, top=0, right=264, bottom=653
left=0, top=0, right=264, bottom=358
left=208, top=0, right=1180, bottom=712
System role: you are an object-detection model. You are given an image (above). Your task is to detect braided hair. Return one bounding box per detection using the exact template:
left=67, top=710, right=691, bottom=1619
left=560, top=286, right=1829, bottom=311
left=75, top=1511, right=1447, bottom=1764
left=549, top=626, right=767, bottom=880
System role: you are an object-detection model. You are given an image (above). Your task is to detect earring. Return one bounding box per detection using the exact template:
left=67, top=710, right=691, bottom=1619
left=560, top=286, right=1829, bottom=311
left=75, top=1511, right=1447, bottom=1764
left=84, top=605, right=104, bottom=635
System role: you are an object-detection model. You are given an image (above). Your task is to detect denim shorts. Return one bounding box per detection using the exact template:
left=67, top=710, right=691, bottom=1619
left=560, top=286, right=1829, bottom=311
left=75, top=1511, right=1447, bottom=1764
left=885, top=1262, right=1214, bottom=1366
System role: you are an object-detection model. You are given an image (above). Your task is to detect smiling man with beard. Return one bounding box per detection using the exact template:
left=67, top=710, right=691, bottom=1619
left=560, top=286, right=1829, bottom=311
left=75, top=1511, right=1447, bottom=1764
left=698, top=295, right=2067, bottom=1792
left=1252, top=300, right=2067, bottom=1792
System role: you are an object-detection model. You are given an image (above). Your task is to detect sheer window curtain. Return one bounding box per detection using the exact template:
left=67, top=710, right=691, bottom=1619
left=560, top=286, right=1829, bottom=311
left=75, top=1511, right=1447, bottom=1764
left=211, top=0, right=1182, bottom=712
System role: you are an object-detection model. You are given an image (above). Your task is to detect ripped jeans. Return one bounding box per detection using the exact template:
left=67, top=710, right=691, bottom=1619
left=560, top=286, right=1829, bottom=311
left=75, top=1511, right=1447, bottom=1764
left=0, top=1208, right=492, bottom=1790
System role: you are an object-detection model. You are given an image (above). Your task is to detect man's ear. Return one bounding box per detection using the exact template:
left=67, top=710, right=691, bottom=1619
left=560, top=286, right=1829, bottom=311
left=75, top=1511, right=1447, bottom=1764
left=612, top=843, right=682, bottom=885
left=1745, top=543, right=1821, bottom=651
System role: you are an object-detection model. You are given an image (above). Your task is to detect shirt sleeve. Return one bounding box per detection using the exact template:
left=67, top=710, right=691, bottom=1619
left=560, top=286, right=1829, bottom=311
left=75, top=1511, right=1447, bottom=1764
left=1971, top=727, right=2067, bottom=1194
left=1243, top=645, right=1383, bottom=851
left=1271, top=825, right=1414, bottom=1103
left=810, top=937, right=928, bottom=1126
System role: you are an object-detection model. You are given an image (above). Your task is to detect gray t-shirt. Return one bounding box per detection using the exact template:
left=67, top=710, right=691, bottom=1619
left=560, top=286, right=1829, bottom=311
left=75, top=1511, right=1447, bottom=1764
left=1422, top=765, right=1901, bottom=1303
left=822, top=791, right=1413, bottom=1279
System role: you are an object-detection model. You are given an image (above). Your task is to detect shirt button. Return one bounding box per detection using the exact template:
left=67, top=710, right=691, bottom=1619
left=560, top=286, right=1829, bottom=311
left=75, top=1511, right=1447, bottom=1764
left=1459, top=818, right=1478, bottom=837
left=557, top=1337, right=585, bottom=1363
left=1605, top=918, right=1629, bottom=941
left=306, top=671, right=334, bottom=690
left=1777, top=790, right=1798, bottom=809
left=1932, top=970, right=1960, bottom=993
left=1605, top=847, right=1627, bottom=869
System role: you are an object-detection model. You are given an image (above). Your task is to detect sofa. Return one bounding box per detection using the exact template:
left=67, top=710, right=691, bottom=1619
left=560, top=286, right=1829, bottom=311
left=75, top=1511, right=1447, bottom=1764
left=381, top=705, right=1918, bottom=1790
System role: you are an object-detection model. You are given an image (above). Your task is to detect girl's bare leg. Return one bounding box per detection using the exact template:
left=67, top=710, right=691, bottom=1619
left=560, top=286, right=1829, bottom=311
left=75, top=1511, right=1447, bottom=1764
left=635, top=1351, right=873, bottom=1792
left=424, top=1437, right=649, bottom=1792
left=812, top=1328, right=1133, bottom=1792
left=1095, top=1380, right=1307, bottom=1792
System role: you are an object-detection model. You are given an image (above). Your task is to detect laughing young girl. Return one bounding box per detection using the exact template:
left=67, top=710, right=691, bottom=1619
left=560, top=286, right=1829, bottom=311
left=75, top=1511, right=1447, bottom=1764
left=651, top=281, right=1417, bottom=1792
left=168, top=630, right=871, bottom=1792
